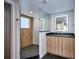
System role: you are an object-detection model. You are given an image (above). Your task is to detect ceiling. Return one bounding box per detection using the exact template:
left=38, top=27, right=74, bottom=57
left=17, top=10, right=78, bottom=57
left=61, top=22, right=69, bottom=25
left=20, top=0, right=75, bottom=14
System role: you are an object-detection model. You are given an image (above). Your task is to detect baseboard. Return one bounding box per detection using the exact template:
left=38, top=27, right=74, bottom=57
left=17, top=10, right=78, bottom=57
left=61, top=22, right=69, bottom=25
left=24, top=55, right=39, bottom=59
left=32, top=43, right=39, bottom=46
left=21, top=44, right=39, bottom=49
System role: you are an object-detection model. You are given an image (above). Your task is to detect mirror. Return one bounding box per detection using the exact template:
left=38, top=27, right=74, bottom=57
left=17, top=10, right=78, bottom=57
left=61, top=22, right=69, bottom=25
left=39, top=18, right=45, bottom=31
left=55, top=15, right=68, bottom=32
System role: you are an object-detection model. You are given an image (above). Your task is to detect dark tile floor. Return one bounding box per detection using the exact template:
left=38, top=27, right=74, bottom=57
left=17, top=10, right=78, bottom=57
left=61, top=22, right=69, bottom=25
left=20, top=45, right=39, bottom=59
left=24, top=56, right=39, bottom=59
left=41, top=53, right=69, bottom=59
left=21, top=53, right=70, bottom=59
left=20, top=45, right=70, bottom=59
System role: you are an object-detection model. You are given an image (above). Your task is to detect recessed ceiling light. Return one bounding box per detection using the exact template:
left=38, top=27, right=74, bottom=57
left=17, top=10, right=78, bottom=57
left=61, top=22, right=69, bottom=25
left=30, top=11, right=33, bottom=14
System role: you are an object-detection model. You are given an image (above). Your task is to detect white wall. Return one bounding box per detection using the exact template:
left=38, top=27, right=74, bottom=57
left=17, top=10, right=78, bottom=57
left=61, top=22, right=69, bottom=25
left=33, top=15, right=39, bottom=45
left=50, top=10, right=75, bottom=33
left=10, top=0, right=20, bottom=59
left=15, top=3, right=20, bottom=59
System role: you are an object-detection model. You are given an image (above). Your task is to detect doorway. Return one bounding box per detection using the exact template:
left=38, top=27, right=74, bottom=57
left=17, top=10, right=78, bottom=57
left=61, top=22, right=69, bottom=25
left=20, top=15, right=39, bottom=59
left=20, top=15, right=33, bottom=48
left=4, top=2, right=11, bottom=59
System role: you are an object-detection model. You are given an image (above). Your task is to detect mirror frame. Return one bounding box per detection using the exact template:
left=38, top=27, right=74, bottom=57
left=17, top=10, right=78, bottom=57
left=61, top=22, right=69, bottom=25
left=55, top=15, right=68, bottom=32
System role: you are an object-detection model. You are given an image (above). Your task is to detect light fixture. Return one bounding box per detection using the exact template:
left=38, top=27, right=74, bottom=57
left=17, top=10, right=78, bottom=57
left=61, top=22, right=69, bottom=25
left=29, top=11, right=33, bottom=14
left=40, top=0, right=48, bottom=4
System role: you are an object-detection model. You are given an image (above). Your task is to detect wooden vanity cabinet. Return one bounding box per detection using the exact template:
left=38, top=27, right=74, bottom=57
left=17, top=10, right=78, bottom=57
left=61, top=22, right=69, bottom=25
left=46, top=36, right=75, bottom=59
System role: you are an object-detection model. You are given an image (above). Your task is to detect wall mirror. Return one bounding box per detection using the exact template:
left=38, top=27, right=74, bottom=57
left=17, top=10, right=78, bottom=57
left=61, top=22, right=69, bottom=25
left=55, top=15, right=68, bottom=32
left=39, top=17, right=45, bottom=31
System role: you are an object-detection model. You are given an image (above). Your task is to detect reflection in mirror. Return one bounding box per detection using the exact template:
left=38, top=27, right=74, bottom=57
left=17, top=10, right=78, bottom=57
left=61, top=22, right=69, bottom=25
left=55, top=15, right=68, bottom=32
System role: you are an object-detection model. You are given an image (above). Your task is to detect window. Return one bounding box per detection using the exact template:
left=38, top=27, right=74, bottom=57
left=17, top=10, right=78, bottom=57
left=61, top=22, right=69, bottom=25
left=21, top=16, right=30, bottom=28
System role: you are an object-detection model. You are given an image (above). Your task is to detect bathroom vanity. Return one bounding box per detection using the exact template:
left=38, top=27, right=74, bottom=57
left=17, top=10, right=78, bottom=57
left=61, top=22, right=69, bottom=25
left=39, top=15, right=75, bottom=59
left=46, top=33, right=75, bottom=59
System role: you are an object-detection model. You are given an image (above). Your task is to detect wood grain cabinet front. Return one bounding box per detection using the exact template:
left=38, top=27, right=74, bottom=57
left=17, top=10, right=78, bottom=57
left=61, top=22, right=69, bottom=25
left=63, top=38, right=75, bottom=58
left=46, top=36, right=51, bottom=53
left=46, top=36, right=75, bottom=59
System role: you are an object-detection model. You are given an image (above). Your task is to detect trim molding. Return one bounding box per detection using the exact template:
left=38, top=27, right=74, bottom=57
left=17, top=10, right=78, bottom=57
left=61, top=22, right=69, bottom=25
left=4, top=0, right=16, bottom=59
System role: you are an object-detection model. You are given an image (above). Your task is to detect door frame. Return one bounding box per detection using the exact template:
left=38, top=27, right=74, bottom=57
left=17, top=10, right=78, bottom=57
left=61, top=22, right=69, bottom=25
left=4, top=0, right=16, bottom=59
